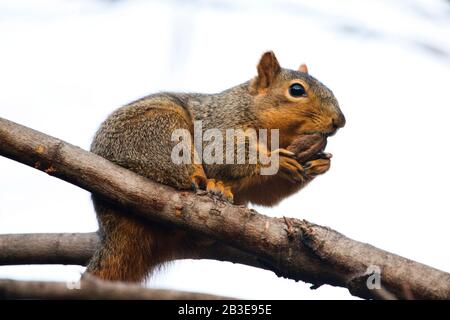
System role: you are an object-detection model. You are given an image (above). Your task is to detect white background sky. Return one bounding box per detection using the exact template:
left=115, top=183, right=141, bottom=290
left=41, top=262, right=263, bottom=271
left=0, top=0, right=449, bottom=299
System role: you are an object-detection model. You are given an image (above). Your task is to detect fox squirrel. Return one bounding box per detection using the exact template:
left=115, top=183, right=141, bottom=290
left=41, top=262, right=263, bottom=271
left=86, top=51, right=345, bottom=282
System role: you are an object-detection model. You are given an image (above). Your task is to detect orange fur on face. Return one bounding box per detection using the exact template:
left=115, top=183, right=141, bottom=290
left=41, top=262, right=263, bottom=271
left=251, top=53, right=342, bottom=148
left=254, top=76, right=340, bottom=148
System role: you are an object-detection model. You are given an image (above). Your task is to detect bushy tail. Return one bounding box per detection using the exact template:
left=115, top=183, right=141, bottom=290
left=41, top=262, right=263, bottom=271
left=85, top=198, right=185, bottom=282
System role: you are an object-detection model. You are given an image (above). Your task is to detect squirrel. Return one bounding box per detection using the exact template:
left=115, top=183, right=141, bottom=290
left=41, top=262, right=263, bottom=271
left=85, top=51, right=345, bottom=282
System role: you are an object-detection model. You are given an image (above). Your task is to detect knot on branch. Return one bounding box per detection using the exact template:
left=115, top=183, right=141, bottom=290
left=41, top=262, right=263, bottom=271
left=298, top=220, right=328, bottom=260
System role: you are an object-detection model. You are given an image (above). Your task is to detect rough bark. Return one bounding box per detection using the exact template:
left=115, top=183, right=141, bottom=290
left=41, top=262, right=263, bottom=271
left=0, top=116, right=449, bottom=300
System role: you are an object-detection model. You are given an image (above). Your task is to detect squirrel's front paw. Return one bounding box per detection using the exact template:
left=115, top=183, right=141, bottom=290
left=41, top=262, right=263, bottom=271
left=270, top=149, right=306, bottom=184
left=304, top=158, right=331, bottom=177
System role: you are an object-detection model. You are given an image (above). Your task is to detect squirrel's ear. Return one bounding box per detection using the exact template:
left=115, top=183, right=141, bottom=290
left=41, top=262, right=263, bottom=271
left=298, top=63, right=308, bottom=74
left=255, top=51, right=281, bottom=90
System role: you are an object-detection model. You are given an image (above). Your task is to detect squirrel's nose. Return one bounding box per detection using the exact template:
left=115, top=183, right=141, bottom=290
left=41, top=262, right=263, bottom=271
left=332, top=112, right=346, bottom=130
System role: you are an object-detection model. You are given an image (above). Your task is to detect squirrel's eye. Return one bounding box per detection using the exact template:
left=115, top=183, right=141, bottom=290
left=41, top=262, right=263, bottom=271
left=289, top=83, right=306, bottom=97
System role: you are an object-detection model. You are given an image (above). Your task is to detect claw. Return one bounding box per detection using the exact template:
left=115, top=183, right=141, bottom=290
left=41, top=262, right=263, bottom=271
left=206, top=179, right=234, bottom=203
left=272, top=149, right=296, bottom=158
left=191, top=174, right=207, bottom=190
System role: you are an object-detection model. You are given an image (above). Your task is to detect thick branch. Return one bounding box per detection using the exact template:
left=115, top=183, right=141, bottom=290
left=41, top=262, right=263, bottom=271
left=0, top=275, right=232, bottom=300
left=1, top=117, right=449, bottom=300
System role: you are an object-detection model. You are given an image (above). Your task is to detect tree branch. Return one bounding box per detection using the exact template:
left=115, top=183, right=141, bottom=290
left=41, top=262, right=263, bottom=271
left=0, top=274, right=233, bottom=300
left=1, top=116, right=449, bottom=300
left=0, top=233, right=97, bottom=266
left=0, top=232, right=267, bottom=273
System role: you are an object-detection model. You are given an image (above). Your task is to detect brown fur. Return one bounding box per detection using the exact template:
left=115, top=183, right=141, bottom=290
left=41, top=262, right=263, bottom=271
left=85, top=51, right=345, bottom=282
